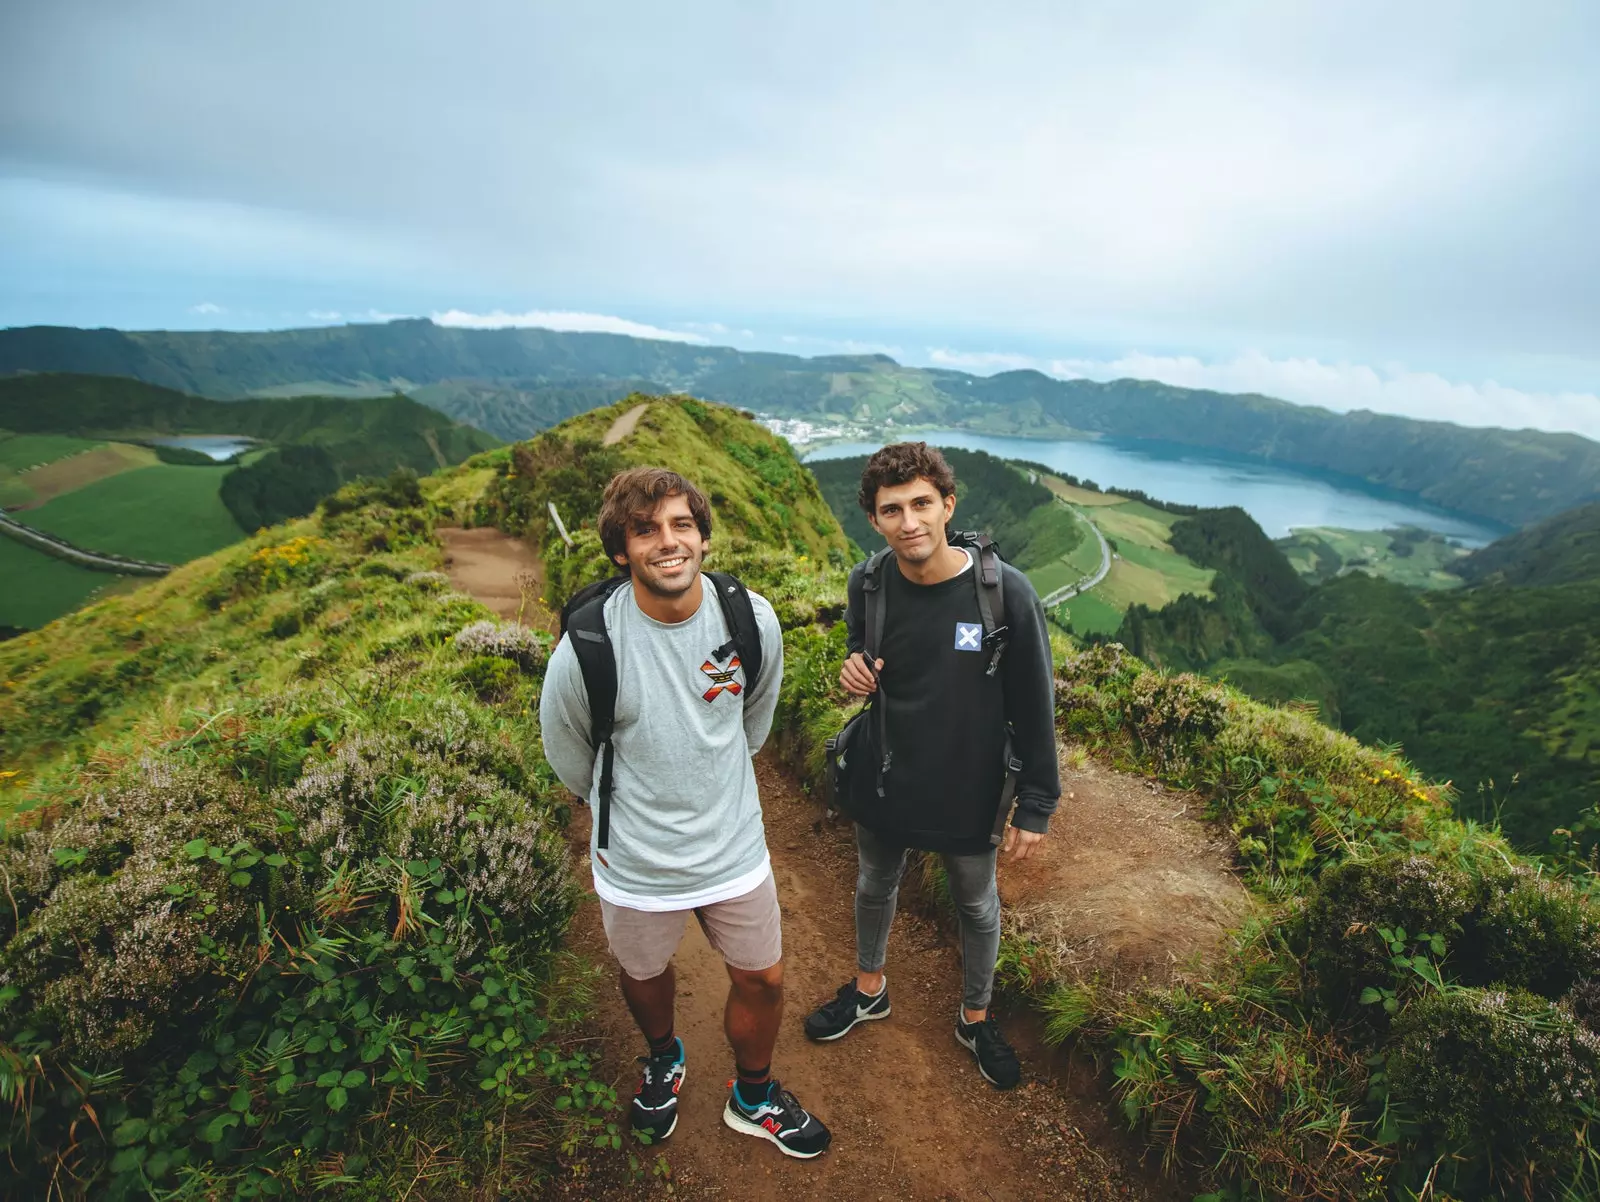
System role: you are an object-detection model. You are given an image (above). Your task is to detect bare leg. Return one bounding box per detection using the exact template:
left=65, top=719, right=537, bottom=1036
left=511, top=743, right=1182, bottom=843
left=726, top=960, right=784, bottom=1078
left=619, top=964, right=676, bottom=1044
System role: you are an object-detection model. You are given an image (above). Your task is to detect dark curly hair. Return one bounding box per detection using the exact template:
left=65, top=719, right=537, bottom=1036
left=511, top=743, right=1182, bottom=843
left=856, top=441, right=957, bottom=515
left=598, top=466, right=713, bottom=567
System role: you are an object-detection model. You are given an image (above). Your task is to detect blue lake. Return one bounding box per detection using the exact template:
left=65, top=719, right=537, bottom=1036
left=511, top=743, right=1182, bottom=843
left=145, top=435, right=258, bottom=462
left=802, top=430, right=1505, bottom=546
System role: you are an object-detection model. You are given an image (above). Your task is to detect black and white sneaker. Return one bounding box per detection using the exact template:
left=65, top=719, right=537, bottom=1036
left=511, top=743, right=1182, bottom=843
left=954, top=1009, right=1022, bottom=1090
left=722, top=1079, right=832, bottom=1159
left=629, top=1037, right=686, bottom=1142
left=803, top=978, right=891, bottom=1042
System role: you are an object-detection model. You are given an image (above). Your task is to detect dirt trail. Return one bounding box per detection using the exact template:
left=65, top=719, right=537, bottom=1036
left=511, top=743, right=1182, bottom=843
left=446, top=528, right=1239, bottom=1200
left=603, top=402, right=651, bottom=446
left=437, top=526, right=557, bottom=633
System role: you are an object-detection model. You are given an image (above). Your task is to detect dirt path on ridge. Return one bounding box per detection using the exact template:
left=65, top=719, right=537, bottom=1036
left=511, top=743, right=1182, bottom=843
left=603, top=402, right=651, bottom=446
left=443, top=527, right=1245, bottom=1200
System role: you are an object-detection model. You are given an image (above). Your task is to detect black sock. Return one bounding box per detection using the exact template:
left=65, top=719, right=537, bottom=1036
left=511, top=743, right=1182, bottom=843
left=647, top=1028, right=677, bottom=1058
left=734, top=1064, right=771, bottom=1107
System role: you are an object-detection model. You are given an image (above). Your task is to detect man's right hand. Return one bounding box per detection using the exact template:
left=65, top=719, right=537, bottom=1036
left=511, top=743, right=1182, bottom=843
left=840, top=652, right=883, bottom=697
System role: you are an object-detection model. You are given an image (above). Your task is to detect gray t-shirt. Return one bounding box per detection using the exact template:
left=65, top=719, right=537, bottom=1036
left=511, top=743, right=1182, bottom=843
left=540, top=576, right=785, bottom=910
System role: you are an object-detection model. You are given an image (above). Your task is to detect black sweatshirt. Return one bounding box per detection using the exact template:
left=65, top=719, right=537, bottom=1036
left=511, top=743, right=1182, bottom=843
left=844, top=552, right=1061, bottom=853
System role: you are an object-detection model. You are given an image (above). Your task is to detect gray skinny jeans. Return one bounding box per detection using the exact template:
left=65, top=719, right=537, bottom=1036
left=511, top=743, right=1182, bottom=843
left=854, top=823, right=1001, bottom=1011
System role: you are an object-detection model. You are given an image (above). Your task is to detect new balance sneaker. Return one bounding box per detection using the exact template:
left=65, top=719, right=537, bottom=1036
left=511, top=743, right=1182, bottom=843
left=954, top=1009, right=1022, bottom=1090
left=802, top=978, right=891, bottom=1042
left=722, top=1079, right=832, bottom=1159
left=629, top=1037, right=686, bottom=1142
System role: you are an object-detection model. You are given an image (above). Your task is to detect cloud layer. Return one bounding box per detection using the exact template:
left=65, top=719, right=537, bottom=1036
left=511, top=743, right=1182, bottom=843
left=431, top=309, right=707, bottom=343
left=2, top=2, right=1598, bottom=430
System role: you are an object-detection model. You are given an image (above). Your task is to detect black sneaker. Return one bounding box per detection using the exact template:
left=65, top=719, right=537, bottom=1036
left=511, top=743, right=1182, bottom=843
left=954, top=1009, right=1021, bottom=1089
left=721, top=1079, right=832, bottom=1159
left=629, top=1037, right=686, bottom=1142
left=803, top=978, right=891, bottom=1042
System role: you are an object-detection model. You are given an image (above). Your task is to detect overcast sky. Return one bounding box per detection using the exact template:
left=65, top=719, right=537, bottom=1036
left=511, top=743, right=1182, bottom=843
left=3, top=1, right=1599, bottom=437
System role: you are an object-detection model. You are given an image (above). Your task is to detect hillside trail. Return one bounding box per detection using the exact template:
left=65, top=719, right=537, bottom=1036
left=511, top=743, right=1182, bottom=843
left=604, top=402, right=652, bottom=447
left=441, top=527, right=1251, bottom=1201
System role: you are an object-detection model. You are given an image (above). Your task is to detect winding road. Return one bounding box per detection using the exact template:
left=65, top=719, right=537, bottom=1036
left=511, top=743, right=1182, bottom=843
left=0, top=511, right=172, bottom=576
left=1040, top=501, right=1111, bottom=609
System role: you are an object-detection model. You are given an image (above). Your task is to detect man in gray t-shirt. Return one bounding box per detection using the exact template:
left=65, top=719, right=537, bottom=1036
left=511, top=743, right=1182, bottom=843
left=540, top=465, right=830, bottom=1160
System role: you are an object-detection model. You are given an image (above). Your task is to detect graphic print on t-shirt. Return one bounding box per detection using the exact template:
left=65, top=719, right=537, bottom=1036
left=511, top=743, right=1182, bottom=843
left=700, top=654, right=743, bottom=702
left=954, top=621, right=983, bottom=651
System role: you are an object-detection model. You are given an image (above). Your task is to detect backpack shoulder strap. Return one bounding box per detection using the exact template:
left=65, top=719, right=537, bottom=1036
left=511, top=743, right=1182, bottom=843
left=704, top=571, right=762, bottom=696
left=566, top=590, right=620, bottom=849
left=861, top=547, right=893, bottom=661
left=967, top=534, right=1008, bottom=677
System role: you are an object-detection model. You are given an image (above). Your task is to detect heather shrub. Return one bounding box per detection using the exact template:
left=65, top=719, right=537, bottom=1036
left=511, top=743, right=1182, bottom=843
left=1301, top=854, right=1473, bottom=1031
left=1464, top=867, right=1600, bottom=999
left=452, top=618, right=550, bottom=671
left=1388, top=987, right=1600, bottom=1197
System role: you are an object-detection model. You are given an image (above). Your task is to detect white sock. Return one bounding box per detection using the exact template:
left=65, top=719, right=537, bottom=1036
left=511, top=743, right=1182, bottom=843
left=859, top=976, right=886, bottom=998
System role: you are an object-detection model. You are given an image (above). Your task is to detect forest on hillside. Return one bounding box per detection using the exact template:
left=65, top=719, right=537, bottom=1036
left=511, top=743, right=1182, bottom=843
left=1117, top=505, right=1600, bottom=852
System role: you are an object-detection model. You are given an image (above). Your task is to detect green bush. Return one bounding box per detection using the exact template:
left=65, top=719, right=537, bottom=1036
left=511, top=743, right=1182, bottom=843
left=1302, top=855, right=1472, bottom=1031
left=458, top=654, right=520, bottom=701
left=1388, top=987, right=1600, bottom=1197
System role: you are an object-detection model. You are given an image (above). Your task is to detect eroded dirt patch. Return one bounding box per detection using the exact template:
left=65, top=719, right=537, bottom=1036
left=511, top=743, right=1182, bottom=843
left=1001, top=753, right=1251, bottom=990
left=437, top=525, right=555, bottom=631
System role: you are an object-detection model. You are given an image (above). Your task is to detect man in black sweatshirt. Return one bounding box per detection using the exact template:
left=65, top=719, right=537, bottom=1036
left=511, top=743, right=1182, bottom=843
left=803, top=442, right=1060, bottom=1088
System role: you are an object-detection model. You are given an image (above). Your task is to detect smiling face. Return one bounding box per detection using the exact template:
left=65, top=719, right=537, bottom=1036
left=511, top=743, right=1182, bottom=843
left=868, top=475, right=956, bottom=564
left=614, top=491, right=710, bottom=598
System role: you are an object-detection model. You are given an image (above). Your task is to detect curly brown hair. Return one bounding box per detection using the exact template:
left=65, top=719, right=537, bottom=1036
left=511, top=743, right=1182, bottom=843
left=597, top=466, right=713, bottom=566
left=856, top=441, right=958, bottom=515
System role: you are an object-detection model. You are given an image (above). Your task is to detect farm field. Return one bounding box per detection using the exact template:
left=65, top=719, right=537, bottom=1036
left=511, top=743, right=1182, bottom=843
left=22, top=463, right=245, bottom=563
left=0, top=433, right=113, bottom=507
left=0, top=537, right=129, bottom=629
left=1034, top=481, right=1214, bottom=636
left=1276, top=524, right=1469, bottom=589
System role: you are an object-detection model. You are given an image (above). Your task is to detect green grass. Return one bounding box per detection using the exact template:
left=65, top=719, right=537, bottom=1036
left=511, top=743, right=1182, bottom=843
left=1059, top=589, right=1124, bottom=635
left=0, top=432, right=108, bottom=471
left=0, top=433, right=112, bottom=506
left=0, top=538, right=130, bottom=629
left=23, top=464, right=245, bottom=563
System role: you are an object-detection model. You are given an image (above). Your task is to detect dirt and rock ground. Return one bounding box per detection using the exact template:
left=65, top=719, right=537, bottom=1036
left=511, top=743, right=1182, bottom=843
left=440, top=525, right=1248, bottom=1200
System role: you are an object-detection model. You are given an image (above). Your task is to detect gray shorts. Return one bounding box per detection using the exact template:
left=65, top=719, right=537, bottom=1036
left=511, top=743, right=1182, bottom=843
left=598, top=872, right=783, bottom=981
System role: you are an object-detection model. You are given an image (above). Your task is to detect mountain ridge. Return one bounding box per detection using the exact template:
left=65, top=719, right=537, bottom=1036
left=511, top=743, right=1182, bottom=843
left=3, top=319, right=1597, bottom=527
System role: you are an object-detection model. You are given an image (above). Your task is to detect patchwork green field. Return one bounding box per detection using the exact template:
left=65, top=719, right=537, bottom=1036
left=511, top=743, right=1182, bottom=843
left=0, top=432, right=112, bottom=506
left=22, top=463, right=245, bottom=562
left=1277, top=524, right=1470, bottom=589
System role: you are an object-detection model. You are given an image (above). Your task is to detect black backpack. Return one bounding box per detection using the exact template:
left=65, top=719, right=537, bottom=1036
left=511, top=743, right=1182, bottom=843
left=825, top=530, right=1023, bottom=844
left=559, top=572, right=763, bottom=850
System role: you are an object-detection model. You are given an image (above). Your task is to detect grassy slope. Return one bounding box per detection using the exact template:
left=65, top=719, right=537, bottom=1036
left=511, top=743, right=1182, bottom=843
left=23, top=463, right=245, bottom=562
left=1456, top=499, right=1600, bottom=587
left=0, top=374, right=500, bottom=479
left=3, top=396, right=1595, bottom=1199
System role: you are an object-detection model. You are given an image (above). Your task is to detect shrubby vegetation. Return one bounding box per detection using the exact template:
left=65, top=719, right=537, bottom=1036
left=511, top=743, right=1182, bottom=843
left=1117, top=506, right=1600, bottom=853
left=0, top=472, right=613, bottom=1198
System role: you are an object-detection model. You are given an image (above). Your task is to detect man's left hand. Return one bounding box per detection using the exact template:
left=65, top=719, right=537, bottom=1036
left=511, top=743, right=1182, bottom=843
left=1001, top=826, right=1045, bottom=862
